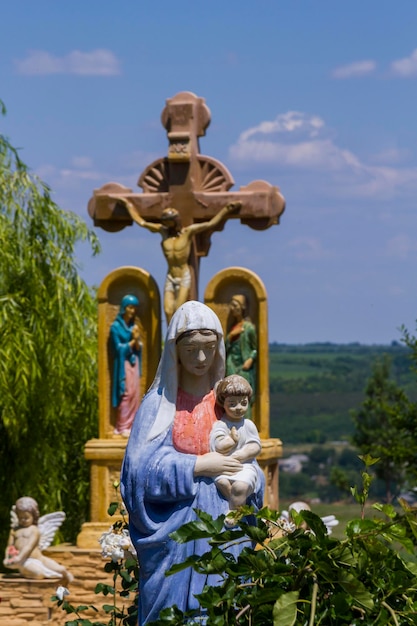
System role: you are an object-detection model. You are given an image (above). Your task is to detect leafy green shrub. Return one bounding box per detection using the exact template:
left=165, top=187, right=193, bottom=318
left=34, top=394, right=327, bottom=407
left=148, top=502, right=417, bottom=625
left=150, top=458, right=417, bottom=625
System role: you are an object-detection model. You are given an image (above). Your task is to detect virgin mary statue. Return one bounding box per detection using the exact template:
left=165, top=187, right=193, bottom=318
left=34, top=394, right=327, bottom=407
left=121, top=301, right=264, bottom=624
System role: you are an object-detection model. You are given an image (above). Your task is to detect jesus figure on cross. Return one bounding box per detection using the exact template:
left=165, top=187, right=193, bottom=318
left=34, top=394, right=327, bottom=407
left=115, top=197, right=241, bottom=324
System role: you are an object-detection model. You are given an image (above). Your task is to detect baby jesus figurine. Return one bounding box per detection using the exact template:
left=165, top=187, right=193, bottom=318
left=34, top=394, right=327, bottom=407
left=210, top=374, right=262, bottom=527
left=3, top=496, right=73, bottom=585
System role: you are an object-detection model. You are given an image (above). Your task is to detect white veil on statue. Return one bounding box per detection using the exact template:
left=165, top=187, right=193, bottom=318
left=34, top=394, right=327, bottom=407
left=146, top=301, right=225, bottom=441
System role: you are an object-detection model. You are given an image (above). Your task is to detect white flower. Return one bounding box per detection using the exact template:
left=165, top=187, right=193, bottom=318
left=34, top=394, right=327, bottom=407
left=98, top=526, right=136, bottom=562
left=276, top=517, right=297, bottom=534
left=262, top=515, right=296, bottom=538
left=56, top=586, right=70, bottom=601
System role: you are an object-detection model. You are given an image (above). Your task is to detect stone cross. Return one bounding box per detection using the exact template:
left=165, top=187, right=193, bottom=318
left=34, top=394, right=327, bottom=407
left=88, top=91, right=285, bottom=298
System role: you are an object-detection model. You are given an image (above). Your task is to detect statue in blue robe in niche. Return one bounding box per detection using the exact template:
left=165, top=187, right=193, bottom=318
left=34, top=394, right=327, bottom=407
left=121, top=301, right=264, bottom=624
left=110, top=294, right=142, bottom=436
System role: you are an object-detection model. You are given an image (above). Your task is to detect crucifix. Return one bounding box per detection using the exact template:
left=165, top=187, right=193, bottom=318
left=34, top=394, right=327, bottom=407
left=88, top=91, right=285, bottom=322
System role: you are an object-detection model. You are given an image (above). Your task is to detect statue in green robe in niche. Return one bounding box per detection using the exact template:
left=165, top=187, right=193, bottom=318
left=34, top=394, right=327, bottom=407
left=225, top=294, right=257, bottom=419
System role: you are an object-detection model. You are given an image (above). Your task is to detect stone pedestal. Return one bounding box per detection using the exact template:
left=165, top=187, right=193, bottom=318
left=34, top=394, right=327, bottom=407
left=77, top=438, right=126, bottom=548
left=258, top=438, right=283, bottom=511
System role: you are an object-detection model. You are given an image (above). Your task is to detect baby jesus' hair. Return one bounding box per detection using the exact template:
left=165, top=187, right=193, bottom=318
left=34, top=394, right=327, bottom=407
left=215, top=374, right=253, bottom=407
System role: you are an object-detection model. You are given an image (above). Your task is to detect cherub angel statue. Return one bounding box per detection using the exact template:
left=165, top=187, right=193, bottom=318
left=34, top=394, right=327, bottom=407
left=280, top=501, right=339, bottom=535
left=3, top=496, right=73, bottom=585
left=265, top=500, right=339, bottom=539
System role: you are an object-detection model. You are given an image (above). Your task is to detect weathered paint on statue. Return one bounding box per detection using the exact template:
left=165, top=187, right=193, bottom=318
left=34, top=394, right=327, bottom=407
left=121, top=301, right=264, bottom=624
left=110, top=294, right=142, bottom=436
left=225, top=294, right=257, bottom=418
left=3, top=497, right=73, bottom=585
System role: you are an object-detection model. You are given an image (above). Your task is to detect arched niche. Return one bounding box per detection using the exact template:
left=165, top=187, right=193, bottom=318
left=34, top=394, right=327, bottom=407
left=204, top=267, right=270, bottom=440
left=97, top=266, right=161, bottom=438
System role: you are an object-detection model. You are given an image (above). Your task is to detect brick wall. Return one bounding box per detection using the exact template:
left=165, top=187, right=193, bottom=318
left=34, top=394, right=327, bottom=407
left=0, top=545, right=136, bottom=625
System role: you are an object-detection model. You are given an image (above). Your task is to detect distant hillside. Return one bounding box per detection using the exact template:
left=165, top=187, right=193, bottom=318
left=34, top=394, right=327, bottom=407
left=268, top=342, right=415, bottom=444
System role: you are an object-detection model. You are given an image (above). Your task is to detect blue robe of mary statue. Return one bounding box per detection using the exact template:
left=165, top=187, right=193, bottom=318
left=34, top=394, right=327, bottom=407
left=121, top=302, right=264, bottom=625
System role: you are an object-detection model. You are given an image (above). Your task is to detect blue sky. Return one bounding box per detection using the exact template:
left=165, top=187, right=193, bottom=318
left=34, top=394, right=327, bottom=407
left=2, top=1, right=417, bottom=343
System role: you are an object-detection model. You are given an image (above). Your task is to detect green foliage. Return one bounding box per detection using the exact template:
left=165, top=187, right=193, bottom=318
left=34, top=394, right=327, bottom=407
left=274, top=338, right=417, bottom=503
left=279, top=471, right=316, bottom=501
left=52, top=465, right=417, bottom=625
left=0, top=102, right=100, bottom=550
left=351, top=356, right=416, bottom=502
left=148, top=493, right=417, bottom=623
left=401, top=322, right=417, bottom=376
left=350, top=454, right=379, bottom=518
left=269, top=342, right=414, bottom=393
left=269, top=342, right=415, bottom=444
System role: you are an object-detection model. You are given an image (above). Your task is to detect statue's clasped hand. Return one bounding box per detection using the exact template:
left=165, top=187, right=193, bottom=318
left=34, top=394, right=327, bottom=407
left=194, top=452, right=242, bottom=477
left=230, top=426, right=239, bottom=443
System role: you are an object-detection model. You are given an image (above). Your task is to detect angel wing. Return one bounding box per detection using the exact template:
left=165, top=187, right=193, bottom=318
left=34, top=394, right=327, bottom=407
left=10, top=506, right=19, bottom=529
left=280, top=507, right=339, bottom=535
left=320, top=514, right=339, bottom=535
left=38, top=511, right=66, bottom=551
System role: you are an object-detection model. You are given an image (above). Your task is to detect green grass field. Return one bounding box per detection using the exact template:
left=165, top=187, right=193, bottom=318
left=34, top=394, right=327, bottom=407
left=268, top=342, right=415, bottom=444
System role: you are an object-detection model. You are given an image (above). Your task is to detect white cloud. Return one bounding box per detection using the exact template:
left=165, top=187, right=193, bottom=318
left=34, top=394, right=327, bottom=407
left=390, top=48, right=417, bottom=77
left=286, top=237, right=329, bottom=261
left=231, top=137, right=361, bottom=171
left=387, top=285, right=405, bottom=296
left=230, top=112, right=361, bottom=171
left=15, top=49, right=121, bottom=76
left=35, top=148, right=163, bottom=198
left=386, top=235, right=417, bottom=260
left=240, top=111, right=324, bottom=142
left=369, top=148, right=411, bottom=165
left=353, top=165, right=417, bottom=198
left=332, top=60, right=376, bottom=79
left=37, top=163, right=104, bottom=183
left=120, top=150, right=163, bottom=171
left=71, top=156, right=94, bottom=169
left=229, top=111, right=417, bottom=199
left=331, top=50, right=417, bottom=79
left=60, top=168, right=106, bottom=181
